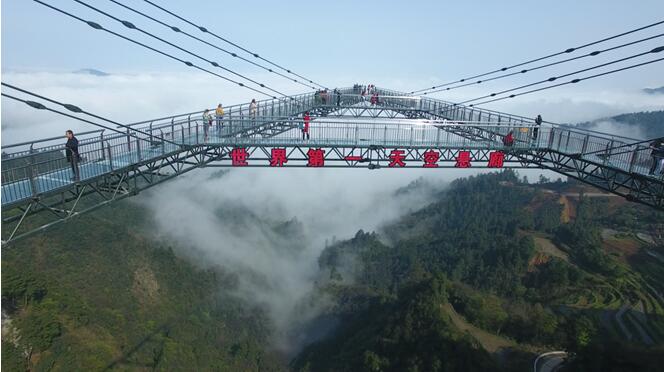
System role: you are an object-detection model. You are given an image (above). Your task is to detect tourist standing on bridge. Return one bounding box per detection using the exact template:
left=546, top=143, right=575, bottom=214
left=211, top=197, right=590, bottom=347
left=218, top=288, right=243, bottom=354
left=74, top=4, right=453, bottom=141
left=648, top=137, right=664, bottom=175
left=370, top=92, right=379, bottom=105
left=65, top=130, right=80, bottom=181
left=334, top=88, right=341, bottom=106
left=323, top=89, right=330, bottom=105
left=215, top=104, right=225, bottom=134
left=249, top=99, right=258, bottom=123
left=503, top=130, right=515, bottom=147
left=533, top=114, right=542, bottom=142
left=202, top=109, right=212, bottom=141
left=302, top=112, right=311, bottom=140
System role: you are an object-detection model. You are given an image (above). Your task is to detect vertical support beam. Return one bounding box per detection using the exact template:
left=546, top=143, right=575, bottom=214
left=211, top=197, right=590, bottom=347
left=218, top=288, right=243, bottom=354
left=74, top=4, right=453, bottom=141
left=628, top=146, right=639, bottom=173
left=195, top=120, right=199, bottom=144
left=126, top=128, right=132, bottom=151
left=28, top=146, right=38, bottom=196
left=564, top=131, right=572, bottom=151
left=556, top=130, right=564, bottom=151
left=160, top=130, right=165, bottom=155
left=106, top=141, right=113, bottom=170
left=581, top=134, right=589, bottom=154
left=604, top=140, right=614, bottom=165
left=548, top=128, right=555, bottom=149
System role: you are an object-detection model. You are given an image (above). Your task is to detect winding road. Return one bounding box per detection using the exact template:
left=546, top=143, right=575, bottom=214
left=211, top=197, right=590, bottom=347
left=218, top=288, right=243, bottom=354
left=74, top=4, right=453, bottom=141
left=534, top=351, right=567, bottom=372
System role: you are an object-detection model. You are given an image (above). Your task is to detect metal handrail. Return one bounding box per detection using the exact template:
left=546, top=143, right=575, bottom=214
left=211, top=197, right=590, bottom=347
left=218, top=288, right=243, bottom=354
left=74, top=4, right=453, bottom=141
left=1, top=129, right=104, bottom=149
left=378, top=87, right=642, bottom=142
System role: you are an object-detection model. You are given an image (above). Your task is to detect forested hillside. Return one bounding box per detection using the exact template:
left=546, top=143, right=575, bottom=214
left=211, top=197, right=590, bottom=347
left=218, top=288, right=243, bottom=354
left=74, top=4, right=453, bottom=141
left=577, top=110, right=664, bottom=139
left=3, top=170, right=664, bottom=371
left=295, top=171, right=664, bottom=371
left=1, top=206, right=288, bottom=371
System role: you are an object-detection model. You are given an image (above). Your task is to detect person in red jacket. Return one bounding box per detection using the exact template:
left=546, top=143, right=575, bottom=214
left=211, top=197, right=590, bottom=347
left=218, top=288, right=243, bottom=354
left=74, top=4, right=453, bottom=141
left=302, top=112, right=311, bottom=140
left=503, top=130, right=514, bottom=147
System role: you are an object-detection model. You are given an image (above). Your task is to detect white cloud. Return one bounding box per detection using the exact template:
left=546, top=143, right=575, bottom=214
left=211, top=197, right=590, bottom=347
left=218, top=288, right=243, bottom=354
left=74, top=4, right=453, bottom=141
left=1, top=70, right=305, bottom=146
left=136, top=167, right=454, bottom=353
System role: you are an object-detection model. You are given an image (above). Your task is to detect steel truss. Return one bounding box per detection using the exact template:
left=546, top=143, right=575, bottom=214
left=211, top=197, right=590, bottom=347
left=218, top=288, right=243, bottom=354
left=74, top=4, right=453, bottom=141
left=2, top=145, right=226, bottom=244
left=423, top=122, right=664, bottom=209
left=3, top=87, right=664, bottom=244
left=204, top=144, right=533, bottom=169
left=520, top=150, right=664, bottom=208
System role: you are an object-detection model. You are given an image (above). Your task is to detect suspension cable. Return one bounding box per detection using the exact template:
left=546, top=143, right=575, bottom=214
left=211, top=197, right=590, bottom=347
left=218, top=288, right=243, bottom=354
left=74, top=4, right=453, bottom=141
left=73, top=0, right=292, bottom=98
left=107, top=0, right=317, bottom=91
left=410, top=20, right=664, bottom=94
left=423, top=33, right=664, bottom=95
left=140, top=0, right=327, bottom=89
left=468, top=56, right=664, bottom=107
left=454, top=46, right=664, bottom=105
left=33, top=0, right=281, bottom=100
left=2, top=83, right=182, bottom=145
left=2, top=92, right=158, bottom=144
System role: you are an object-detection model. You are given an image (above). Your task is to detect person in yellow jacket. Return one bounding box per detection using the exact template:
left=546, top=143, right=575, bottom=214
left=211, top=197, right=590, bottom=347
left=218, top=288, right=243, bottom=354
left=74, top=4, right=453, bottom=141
left=215, top=103, right=225, bottom=134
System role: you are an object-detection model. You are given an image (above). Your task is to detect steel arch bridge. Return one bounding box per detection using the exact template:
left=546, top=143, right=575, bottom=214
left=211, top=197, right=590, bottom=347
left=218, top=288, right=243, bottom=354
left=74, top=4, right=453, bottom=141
left=2, top=86, right=663, bottom=244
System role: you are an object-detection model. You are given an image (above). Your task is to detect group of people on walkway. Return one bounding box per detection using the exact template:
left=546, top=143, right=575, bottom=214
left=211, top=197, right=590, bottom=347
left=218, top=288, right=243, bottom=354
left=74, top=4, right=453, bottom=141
left=313, top=89, right=343, bottom=106
left=361, top=84, right=377, bottom=102
left=202, top=103, right=226, bottom=141
left=314, top=90, right=328, bottom=105
left=352, top=83, right=372, bottom=93
left=501, top=114, right=543, bottom=148
left=199, top=98, right=262, bottom=141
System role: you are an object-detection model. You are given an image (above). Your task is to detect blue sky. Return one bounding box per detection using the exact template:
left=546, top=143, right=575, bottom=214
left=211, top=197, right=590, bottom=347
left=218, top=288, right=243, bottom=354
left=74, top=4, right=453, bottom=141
left=1, top=0, right=664, bottom=144
left=3, top=0, right=664, bottom=89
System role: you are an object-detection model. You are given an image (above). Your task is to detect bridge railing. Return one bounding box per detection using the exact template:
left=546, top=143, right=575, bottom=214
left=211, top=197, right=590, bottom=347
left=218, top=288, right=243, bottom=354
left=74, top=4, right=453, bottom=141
left=125, top=87, right=360, bottom=134
left=0, top=87, right=400, bottom=159
left=0, top=123, right=192, bottom=206
left=193, top=118, right=542, bottom=148
left=1, top=132, right=114, bottom=204
left=128, top=87, right=370, bottom=139
left=378, top=87, right=660, bottom=173
left=546, top=126, right=655, bottom=174
left=376, top=87, right=643, bottom=143
left=2, top=117, right=661, bottom=207
left=3, top=86, right=662, bottom=207
left=1, top=129, right=106, bottom=158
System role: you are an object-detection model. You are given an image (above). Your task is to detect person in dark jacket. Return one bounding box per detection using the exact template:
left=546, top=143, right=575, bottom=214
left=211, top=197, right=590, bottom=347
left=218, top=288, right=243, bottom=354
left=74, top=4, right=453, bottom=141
left=648, top=137, right=664, bottom=175
left=65, top=130, right=80, bottom=181
left=533, top=114, right=542, bottom=141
